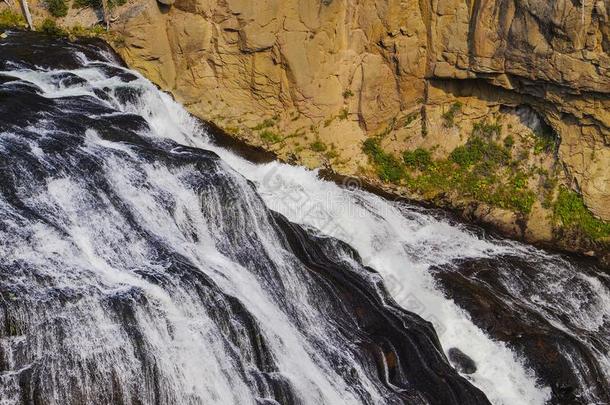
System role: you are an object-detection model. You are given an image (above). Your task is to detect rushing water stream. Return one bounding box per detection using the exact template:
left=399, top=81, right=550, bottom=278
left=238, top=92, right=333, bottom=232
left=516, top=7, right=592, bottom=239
left=0, top=32, right=608, bottom=405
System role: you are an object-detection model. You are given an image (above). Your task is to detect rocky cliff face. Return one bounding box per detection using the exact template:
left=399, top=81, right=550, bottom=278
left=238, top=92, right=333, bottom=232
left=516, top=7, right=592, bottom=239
left=20, top=0, right=608, bottom=258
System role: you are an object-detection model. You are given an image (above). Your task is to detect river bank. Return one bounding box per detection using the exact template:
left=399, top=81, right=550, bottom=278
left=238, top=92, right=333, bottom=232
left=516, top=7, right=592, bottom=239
left=202, top=118, right=610, bottom=269
left=1, top=0, right=608, bottom=266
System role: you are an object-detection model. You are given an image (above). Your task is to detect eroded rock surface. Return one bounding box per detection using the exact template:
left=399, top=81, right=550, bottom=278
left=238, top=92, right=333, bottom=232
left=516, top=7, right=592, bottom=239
left=106, top=0, right=609, bottom=257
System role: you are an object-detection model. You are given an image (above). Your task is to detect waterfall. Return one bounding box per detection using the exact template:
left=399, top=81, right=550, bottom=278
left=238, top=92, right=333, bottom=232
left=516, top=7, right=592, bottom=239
left=0, top=32, right=608, bottom=405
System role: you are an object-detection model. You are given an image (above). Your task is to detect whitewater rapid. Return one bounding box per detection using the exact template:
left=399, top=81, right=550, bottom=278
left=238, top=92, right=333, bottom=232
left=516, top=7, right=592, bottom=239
left=139, top=86, right=552, bottom=405
left=124, top=48, right=610, bottom=405
left=1, top=32, right=608, bottom=405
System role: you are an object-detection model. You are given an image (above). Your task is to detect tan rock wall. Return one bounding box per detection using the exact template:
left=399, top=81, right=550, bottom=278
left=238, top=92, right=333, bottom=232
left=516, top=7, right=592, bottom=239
left=111, top=0, right=609, bottom=221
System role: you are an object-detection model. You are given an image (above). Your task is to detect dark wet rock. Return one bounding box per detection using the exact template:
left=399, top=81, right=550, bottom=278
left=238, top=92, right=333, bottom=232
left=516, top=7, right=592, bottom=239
left=50, top=72, right=88, bottom=88
left=431, top=256, right=610, bottom=405
left=448, top=348, right=477, bottom=374
left=0, top=32, right=121, bottom=71
left=0, top=74, right=19, bottom=85
left=0, top=31, right=491, bottom=405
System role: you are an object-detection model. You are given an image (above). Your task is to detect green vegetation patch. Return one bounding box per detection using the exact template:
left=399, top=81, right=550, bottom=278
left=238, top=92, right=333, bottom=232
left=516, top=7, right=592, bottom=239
left=442, top=101, right=462, bottom=128
left=533, top=126, right=558, bottom=155
left=362, top=138, right=405, bottom=183
left=0, top=8, right=25, bottom=29
left=472, top=120, right=502, bottom=139
left=252, top=118, right=275, bottom=131
left=363, top=120, right=538, bottom=214
left=39, top=18, right=68, bottom=36
left=403, top=148, right=432, bottom=171
left=403, top=113, right=418, bottom=127
left=260, top=130, right=281, bottom=144
left=47, top=0, right=68, bottom=17
left=450, top=136, right=510, bottom=168
left=310, top=139, right=327, bottom=152
left=554, top=187, right=610, bottom=240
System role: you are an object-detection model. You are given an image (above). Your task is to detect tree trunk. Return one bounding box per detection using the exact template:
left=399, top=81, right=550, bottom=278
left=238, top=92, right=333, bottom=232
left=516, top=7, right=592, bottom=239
left=19, top=0, right=34, bottom=31
left=101, top=0, right=110, bottom=31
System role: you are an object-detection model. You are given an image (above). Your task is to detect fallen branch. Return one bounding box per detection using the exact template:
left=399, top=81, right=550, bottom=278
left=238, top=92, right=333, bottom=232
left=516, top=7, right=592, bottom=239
left=19, top=0, right=34, bottom=31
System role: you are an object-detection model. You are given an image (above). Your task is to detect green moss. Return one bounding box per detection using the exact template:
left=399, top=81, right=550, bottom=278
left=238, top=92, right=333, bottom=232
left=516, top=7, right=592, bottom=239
left=47, top=0, right=68, bottom=17
left=362, top=138, right=405, bottom=183
left=260, top=130, right=281, bottom=144
left=442, top=101, right=462, bottom=128
left=554, top=187, right=610, bottom=240
left=503, top=135, right=515, bottom=149
left=403, top=148, right=432, bottom=171
left=252, top=118, right=275, bottom=131
left=310, top=140, right=327, bottom=152
left=0, top=8, right=25, bottom=29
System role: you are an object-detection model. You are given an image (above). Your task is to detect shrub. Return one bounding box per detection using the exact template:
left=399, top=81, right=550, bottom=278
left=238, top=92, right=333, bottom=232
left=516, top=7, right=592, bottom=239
left=47, top=0, right=68, bottom=17
left=472, top=121, right=502, bottom=138
left=362, top=138, right=405, bottom=183
left=554, top=187, right=610, bottom=240
left=450, top=136, right=509, bottom=168
left=503, top=135, right=515, bottom=149
left=338, top=108, right=349, bottom=120
left=310, top=140, right=327, bottom=152
left=533, top=127, right=557, bottom=155
left=421, top=125, right=428, bottom=137
left=403, top=148, right=432, bottom=170
left=0, top=8, right=25, bottom=28
left=342, top=89, right=353, bottom=98
left=39, top=18, right=68, bottom=36
left=442, top=101, right=462, bottom=128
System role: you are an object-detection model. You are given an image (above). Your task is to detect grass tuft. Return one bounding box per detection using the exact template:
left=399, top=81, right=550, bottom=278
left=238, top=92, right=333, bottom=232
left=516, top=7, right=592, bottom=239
left=554, top=187, right=610, bottom=240
left=252, top=118, right=275, bottom=131
left=442, top=101, right=462, bottom=128
left=260, top=130, right=281, bottom=144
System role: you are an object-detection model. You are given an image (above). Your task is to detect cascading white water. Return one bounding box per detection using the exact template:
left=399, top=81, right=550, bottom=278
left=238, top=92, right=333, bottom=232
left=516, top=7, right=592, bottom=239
left=1, top=32, right=609, bottom=405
